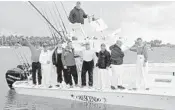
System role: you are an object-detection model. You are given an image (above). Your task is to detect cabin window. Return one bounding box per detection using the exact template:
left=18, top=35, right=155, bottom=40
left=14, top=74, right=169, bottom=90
left=155, top=79, right=172, bottom=83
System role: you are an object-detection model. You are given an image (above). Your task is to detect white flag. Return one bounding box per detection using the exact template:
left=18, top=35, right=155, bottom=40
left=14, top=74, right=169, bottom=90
left=110, top=28, right=121, bottom=37
left=90, top=18, right=108, bottom=32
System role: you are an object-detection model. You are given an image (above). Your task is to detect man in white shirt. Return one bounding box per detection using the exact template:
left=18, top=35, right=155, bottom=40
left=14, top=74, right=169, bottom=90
left=39, top=44, right=54, bottom=88
left=81, top=42, right=96, bottom=87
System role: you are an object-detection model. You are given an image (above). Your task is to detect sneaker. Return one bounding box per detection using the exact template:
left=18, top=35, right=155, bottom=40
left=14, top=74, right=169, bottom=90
left=32, top=84, right=36, bottom=88
left=132, top=88, right=137, bottom=91
left=48, top=85, right=52, bottom=88
left=55, top=83, right=60, bottom=87
left=61, top=82, right=66, bottom=86
left=118, top=85, right=125, bottom=90
left=70, top=85, right=73, bottom=88
left=75, top=84, right=79, bottom=88
left=111, top=86, right=116, bottom=90
left=88, top=86, right=93, bottom=89
left=96, top=88, right=102, bottom=91
left=38, top=85, right=42, bottom=88
left=55, top=84, right=60, bottom=88
left=65, top=84, right=70, bottom=89
left=81, top=85, right=86, bottom=88
left=145, top=88, right=150, bottom=90
left=56, top=83, right=60, bottom=87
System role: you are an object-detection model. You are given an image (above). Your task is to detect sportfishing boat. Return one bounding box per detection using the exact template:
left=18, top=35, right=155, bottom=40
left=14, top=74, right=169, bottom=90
left=5, top=1, right=175, bottom=110
left=5, top=62, right=175, bottom=110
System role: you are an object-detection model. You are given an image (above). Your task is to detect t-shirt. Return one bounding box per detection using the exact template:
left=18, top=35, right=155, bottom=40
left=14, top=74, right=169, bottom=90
left=57, top=48, right=62, bottom=54
left=39, top=50, right=52, bottom=65
left=82, top=49, right=95, bottom=62
left=61, top=48, right=76, bottom=66
left=130, top=44, right=148, bottom=61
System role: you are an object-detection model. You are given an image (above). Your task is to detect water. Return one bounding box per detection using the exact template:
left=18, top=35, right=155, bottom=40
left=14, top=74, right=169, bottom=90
left=1, top=47, right=173, bottom=110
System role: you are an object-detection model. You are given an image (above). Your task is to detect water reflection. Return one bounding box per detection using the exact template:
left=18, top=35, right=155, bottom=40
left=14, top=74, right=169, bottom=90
left=4, top=90, right=156, bottom=110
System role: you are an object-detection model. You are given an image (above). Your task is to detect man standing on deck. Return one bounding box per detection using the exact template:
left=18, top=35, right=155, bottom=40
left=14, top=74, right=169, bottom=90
left=69, top=1, right=88, bottom=24
left=81, top=42, right=96, bottom=88
left=23, top=39, right=41, bottom=86
left=61, top=41, right=78, bottom=88
left=109, top=40, right=125, bottom=90
left=40, top=43, right=53, bottom=88
left=52, top=44, right=66, bottom=87
left=96, top=43, right=111, bottom=90
left=69, top=1, right=90, bottom=40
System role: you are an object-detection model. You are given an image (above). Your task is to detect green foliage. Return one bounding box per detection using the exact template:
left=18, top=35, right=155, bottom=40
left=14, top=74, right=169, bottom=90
left=134, top=38, right=175, bottom=48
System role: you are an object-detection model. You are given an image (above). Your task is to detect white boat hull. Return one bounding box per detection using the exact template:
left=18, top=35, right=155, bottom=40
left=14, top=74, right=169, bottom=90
left=13, top=81, right=175, bottom=110
left=0, top=46, right=10, bottom=48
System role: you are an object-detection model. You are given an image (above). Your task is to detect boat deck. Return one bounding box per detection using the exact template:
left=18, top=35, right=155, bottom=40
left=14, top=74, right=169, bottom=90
left=13, top=81, right=175, bottom=97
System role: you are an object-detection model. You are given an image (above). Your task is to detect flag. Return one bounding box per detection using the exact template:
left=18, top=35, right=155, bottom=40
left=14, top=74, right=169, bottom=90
left=90, top=18, right=108, bottom=32
left=110, top=28, right=121, bottom=37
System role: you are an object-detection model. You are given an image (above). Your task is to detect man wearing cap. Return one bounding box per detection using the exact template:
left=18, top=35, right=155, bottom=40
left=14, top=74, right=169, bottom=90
left=69, top=1, right=88, bottom=24
left=109, top=40, right=125, bottom=90
left=81, top=42, right=96, bottom=88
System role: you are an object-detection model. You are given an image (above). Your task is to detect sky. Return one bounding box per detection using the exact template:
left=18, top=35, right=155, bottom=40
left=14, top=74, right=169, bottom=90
left=0, top=1, right=175, bottom=44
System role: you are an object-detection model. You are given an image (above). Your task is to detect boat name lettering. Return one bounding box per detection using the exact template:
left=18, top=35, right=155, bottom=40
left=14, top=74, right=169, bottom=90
left=74, top=95, right=102, bottom=102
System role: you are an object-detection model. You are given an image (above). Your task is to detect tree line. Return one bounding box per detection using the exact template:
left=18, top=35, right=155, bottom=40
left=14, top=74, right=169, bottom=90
left=0, top=35, right=175, bottom=48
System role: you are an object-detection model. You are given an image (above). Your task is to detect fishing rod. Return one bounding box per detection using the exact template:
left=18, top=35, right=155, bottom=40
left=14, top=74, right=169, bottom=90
left=18, top=52, right=30, bottom=69
left=22, top=52, right=30, bottom=68
left=53, top=2, right=68, bottom=34
left=34, top=7, right=57, bottom=46
left=49, top=27, right=57, bottom=46
left=49, top=27, right=58, bottom=46
left=47, top=8, right=59, bottom=34
left=60, top=1, right=69, bottom=20
left=42, top=9, right=58, bottom=45
left=11, top=39, right=24, bottom=66
left=13, top=48, right=23, bottom=65
left=15, top=51, right=31, bottom=79
left=43, top=8, right=65, bottom=45
left=13, top=45, right=29, bottom=70
left=13, top=48, right=28, bottom=70
left=28, top=1, right=63, bottom=40
left=53, top=31, right=62, bottom=44
left=52, top=4, right=66, bottom=37
left=48, top=7, right=65, bottom=39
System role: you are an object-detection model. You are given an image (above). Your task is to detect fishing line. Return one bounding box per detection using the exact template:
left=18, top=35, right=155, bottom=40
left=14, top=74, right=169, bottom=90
left=48, top=7, right=64, bottom=42
left=52, top=4, right=66, bottom=37
left=22, top=52, right=30, bottom=68
left=12, top=47, right=23, bottom=65
left=18, top=52, right=29, bottom=69
left=28, top=1, right=63, bottom=40
left=48, top=7, right=60, bottom=34
left=60, top=1, right=69, bottom=20
left=42, top=9, right=58, bottom=45
left=53, top=2, right=68, bottom=34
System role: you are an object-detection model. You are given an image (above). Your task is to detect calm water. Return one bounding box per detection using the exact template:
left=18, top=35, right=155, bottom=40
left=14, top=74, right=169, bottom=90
left=1, top=47, right=174, bottom=110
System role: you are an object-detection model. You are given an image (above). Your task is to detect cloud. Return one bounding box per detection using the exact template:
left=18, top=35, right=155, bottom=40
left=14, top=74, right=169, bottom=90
left=0, top=1, right=175, bottom=43
left=116, top=2, right=175, bottom=44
